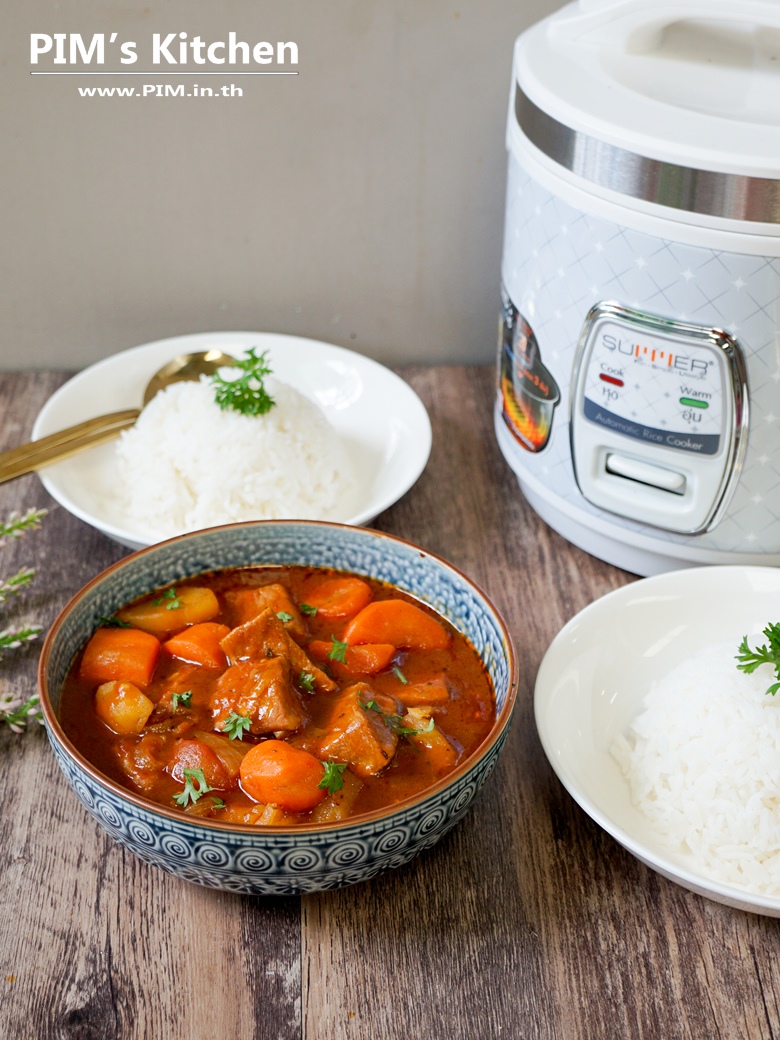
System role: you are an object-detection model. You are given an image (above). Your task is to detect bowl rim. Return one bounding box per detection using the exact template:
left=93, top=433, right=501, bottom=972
left=39, top=518, right=518, bottom=836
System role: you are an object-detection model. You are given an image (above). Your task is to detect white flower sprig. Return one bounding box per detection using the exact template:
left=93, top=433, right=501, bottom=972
left=0, top=507, right=46, bottom=547
left=0, top=567, right=36, bottom=606
left=0, top=692, right=43, bottom=734
left=0, top=625, right=42, bottom=652
left=0, top=507, right=47, bottom=731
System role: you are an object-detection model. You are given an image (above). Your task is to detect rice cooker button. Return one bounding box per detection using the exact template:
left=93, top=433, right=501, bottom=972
left=605, top=454, right=686, bottom=495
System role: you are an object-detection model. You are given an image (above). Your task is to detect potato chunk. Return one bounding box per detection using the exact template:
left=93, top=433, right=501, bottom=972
left=94, top=680, right=154, bottom=735
left=116, top=586, right=219, bottom=638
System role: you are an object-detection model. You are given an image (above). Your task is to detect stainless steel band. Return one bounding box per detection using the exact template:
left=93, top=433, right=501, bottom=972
left=514, top=83, right=780, bottom=224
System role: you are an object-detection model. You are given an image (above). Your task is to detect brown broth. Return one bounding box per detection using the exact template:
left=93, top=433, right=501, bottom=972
left=60, top=566, right=496, bottom=825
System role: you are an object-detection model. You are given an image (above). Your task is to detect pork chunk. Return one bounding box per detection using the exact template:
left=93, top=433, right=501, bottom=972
left=402, top=706, right=459, bottom=772
left=211, top=656, right=304, bottom=737
left=317, top=683, right=400, bottom=778
left=396, top=677, right=451, bottom=709
left=224, top=584, right=307, bottom=640
left=112, top=734, right=169, bottom=793
left=150, top=663, right=202, bottom=718
left=220, top=608, right=336, bottom=692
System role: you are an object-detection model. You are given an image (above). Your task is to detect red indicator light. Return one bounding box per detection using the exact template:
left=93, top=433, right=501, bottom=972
left=599, top=374, right=624, bottom=387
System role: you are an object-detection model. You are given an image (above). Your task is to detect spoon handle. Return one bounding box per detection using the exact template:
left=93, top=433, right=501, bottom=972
left=0, top=408, right=140, bottom=485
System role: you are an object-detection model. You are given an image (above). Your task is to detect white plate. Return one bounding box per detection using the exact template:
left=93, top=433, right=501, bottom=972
left=535, top=566, right=780, bottom=916
left=32, top=332, right=431, bottom=550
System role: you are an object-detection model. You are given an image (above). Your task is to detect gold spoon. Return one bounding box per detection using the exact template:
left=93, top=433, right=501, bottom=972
left=0, top=349, right=236, bottom=485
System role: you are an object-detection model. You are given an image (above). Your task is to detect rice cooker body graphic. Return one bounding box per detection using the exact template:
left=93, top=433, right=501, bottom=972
left=497, top=0, right=780, bottom=575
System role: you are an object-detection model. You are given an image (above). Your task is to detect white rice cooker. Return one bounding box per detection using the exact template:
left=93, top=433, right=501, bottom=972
left=496, top=0, right=780, bottom=575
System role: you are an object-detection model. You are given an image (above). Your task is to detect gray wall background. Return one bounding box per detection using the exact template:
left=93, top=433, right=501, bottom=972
left=1, top=0, right=562, bottom=371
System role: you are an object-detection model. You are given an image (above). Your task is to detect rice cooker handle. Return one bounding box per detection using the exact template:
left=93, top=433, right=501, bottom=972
left=549, top=0, right=780, bottom=52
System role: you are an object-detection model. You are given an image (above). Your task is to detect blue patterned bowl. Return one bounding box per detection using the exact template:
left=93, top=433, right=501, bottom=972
left=39, top=521, right=517, bottom=894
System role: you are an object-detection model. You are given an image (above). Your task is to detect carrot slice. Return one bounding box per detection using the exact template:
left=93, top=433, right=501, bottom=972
left=116, top=586, right=220, bottom=638
left=80, top=627, right=161, bottom=689
left=94, top=681, right=154, bottom=735
left=308, top=639, right=396, bottom=678
left=163, top=622, right=231, bottom=668
left=343, top=600, right=450, bottom=650
left=303, top=576, right=372, bottom=620
left=240, top=740, right=327, bottom=813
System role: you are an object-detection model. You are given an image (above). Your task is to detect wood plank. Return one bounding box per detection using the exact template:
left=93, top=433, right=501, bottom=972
left=4, top=367, right=780, bottom=1039
left=0, top=372, right=301, bottom=1040
left=302, top=364, right=780, bottom=1040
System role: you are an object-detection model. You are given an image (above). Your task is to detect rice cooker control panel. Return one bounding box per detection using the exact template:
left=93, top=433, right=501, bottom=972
left=570, top=303, right=748, bottom=534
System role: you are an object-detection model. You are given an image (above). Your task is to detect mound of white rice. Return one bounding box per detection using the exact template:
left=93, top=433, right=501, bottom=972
left=611, top=644, right=780, bottom=894
left=113, top=375, right=355, bottom=537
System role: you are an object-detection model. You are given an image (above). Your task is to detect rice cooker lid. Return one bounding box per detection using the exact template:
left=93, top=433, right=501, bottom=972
left=515, top=0, right=780, bottom=223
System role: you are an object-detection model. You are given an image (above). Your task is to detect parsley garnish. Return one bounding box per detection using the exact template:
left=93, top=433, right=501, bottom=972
left=222, top=711, right=251, bottom=740
left=96, top=614, right=131, bottom=629
left=300, top=603, right=318, bottom=616
left=173, top=768, right=213, bottom=807
left=211, top=348, right=276, bottom=417
left=318, top=760, right=348, bottom=795
left=360, top=699, right=435, bottom=738
left=299, top=671, right=315, bottom=693
left=392, top=665, right=408, bottom=685
left=737, top=624, right=780, bottom=695
left=171, top=690, right=193, bottom=710
left=328, top=637, right=348, bottom=664
left=153, top=587, right=181, bottom=610
left=210, top=797, right=227, bottom=810
left=276, top=611, right=293, bottom=624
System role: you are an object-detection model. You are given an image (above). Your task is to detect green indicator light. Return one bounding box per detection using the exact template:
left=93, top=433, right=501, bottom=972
left=679, top=397, right=709, bottom=409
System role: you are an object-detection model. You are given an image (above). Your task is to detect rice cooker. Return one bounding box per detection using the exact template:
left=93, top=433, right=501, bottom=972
left=496, top=0, right=780, bottom=575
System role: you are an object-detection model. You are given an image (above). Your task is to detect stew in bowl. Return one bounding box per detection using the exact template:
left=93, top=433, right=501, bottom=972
left=60, top=565, right=496, bottom=827
left=39, top=521, right=516, bottom=894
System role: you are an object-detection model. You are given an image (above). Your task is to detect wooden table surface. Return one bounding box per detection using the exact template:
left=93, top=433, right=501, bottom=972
left=1, top=365, right=779, bottom=1040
